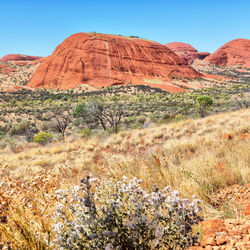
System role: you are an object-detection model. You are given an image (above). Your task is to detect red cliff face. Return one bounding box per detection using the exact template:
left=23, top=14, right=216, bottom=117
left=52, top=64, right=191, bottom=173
left=205, top=39, right=250, bottom=67
left=27, top=33, right=202, bottom=90
left=0, top=54, right=42, bottom=62
left=165, top=42, right=210, bottom=64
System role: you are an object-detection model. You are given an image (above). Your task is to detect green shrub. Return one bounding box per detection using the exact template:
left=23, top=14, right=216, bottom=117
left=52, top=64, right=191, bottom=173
left=196, top=95, right=213, bottom=117
left=196, top=95, right=213, bottom=107
left=80, top=128, right=92, bottom=139
left=173, top=114, right=187, bottom=121
left=33, top=132, right=53, bottom=145
left=124, top=116, right=137, bottom=125
left=0, top=130, right=6, bottom=139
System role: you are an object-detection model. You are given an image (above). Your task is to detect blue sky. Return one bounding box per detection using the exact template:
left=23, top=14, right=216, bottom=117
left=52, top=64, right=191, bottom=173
left=0, top=0, right=249, bottom=58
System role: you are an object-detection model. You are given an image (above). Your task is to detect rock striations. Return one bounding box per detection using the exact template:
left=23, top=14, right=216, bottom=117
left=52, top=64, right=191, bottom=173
left=165, top=42, right=210, bottom=64
left=205, top=39, right=250, bottom=67
left=28, top=33, right=202, bottom=90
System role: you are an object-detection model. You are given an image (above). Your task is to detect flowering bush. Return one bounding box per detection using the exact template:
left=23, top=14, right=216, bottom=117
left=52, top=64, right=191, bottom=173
left=52, top=176, right=203, bottom=249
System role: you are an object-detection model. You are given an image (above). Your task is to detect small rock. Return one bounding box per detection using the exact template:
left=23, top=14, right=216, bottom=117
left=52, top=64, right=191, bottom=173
left=201, top=235, right=216, bottom=247
left=215, top=232, right=228, bottom=245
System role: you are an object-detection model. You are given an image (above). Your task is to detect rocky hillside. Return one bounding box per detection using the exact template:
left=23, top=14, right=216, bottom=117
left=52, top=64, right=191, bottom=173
left=27, top=33, right=202, bottom=90
left=165, top=42, right=210, bottom=64
left=205, top=39, right=250, bottom=67
left=0, top=59, right=43, bottom=91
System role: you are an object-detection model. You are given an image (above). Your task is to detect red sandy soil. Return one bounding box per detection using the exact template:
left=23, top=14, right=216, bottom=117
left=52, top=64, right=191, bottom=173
left=165, top=42, right=210, bottom=64
left=205, top=39, right=250, bottom=68
left=27, top=33, right=202, bottom=90
left=0, top=82, right=33, bottom=92
left=190, top=184, right=250, bottom=249
left=202, top=72, right=228, bottom=80
left=142, top=82, right=188, bottom=93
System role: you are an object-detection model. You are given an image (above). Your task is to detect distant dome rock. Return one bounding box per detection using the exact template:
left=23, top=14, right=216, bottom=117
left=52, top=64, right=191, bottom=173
left=0, top=54, right=43, bottom=62
left=205, top=39, right=250, bottom=67
left=166, top=42, right=198, bottom=53
left=165, top=42, right=210, bottom=64
left=27, top=33, right=202, bottom=90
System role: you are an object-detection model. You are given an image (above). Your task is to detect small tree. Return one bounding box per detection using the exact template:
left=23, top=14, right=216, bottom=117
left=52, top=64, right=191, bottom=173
left=196, top=95, right=213, bottom=117
left=49, top=107, right=72, bottom=141
left=73, top=99, right=124, bottom=133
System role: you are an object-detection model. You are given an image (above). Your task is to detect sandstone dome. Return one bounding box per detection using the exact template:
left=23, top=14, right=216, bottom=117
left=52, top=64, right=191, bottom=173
left=165, top=42, right=198, bottom=53
left=28, top=33, right=202, bottom=90
left=0, top=54, right=42, bottom=61
left=205, top=39, right=250, bottom=67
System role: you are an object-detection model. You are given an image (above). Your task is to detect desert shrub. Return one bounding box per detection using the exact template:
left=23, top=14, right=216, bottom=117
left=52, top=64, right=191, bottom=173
left=149, top=113, right=159, bottom=123
left=38, top=121, right=51, bottom=132
left=80, top=128, right=92, bottom=138
left=0, top=130, right=6, bottom=139
left=137, top=116, right=146, bottom=124
left=33, top=131, right=53, bottom=145
left=196, top=95, right=213, bottom=106
left=72, top=118, right=81, bottom=127
left=157, top=113, right=176, bottom=124
left=5, top=137, right=19, bottom=153
left=124, top=116, right=137, bottom=125
left=9, top=120, right=31, bottom=136
left=52, top=176, right=203, bottom=249
left=173, top=114, right=187, bottom=121
left=0, top=140, right=8, bottom=149
left=196, top=95, right=213, bottom=117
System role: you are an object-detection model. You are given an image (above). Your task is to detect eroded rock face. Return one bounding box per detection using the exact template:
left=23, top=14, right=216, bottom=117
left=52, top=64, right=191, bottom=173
left=165, top=42, right=198, bottom=53
left=205, top=39, right=250, bottom=67
left=0, top=54, right=42, bottom=62
left=28, top=33, right=202, bottom=89
left=165, top=42, right=210, bottom=64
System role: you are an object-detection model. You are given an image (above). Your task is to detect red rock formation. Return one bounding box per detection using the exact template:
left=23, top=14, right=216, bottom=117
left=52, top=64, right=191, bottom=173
left=0, top=54, right=42, bottom=62
left=205, top=39, right=250, bottom=67
left=165, top=42, right=210, bottom=64
left=28, top=33, right=202, bottom=90
left=32, top=57, right=45, bottom=65
left=165, top=42, right=198, bottom=53
left=0, top=63, right=16, bottom=74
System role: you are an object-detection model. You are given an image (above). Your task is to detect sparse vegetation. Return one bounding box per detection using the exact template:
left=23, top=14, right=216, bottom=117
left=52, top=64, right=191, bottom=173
left=0, top=108, right=249, bottom=248
left=0, top=72, right=249, bottom=249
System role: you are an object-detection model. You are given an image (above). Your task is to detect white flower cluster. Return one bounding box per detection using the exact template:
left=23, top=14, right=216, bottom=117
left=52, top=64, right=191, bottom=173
left=52, top=176, right=203, bottom=249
